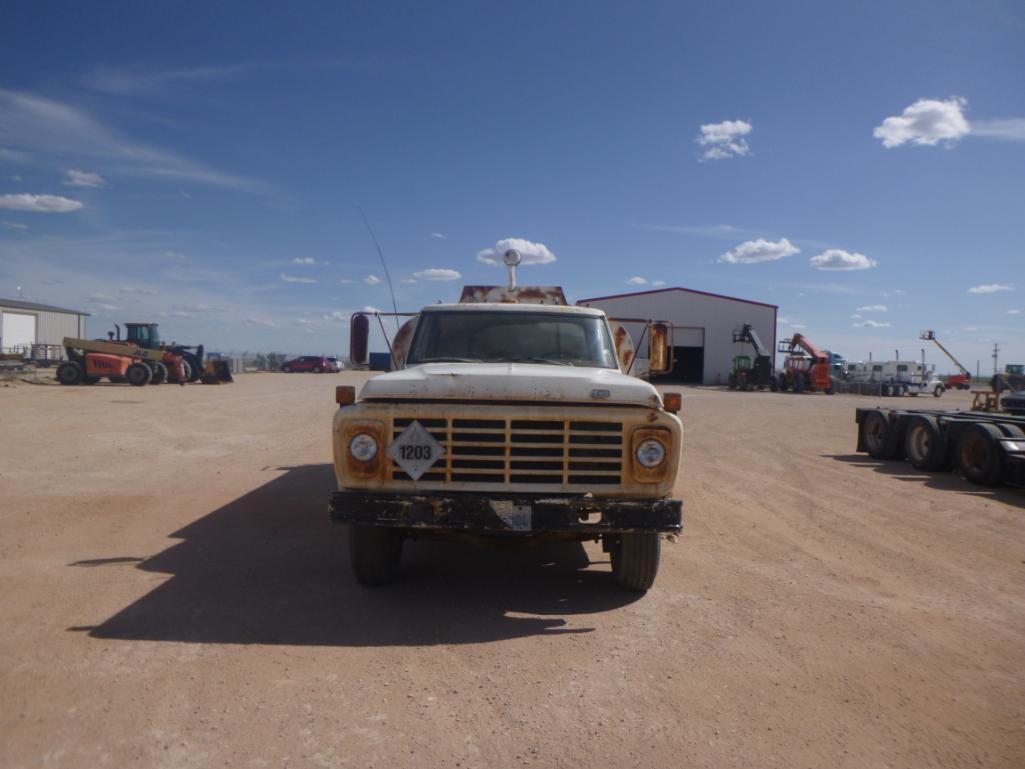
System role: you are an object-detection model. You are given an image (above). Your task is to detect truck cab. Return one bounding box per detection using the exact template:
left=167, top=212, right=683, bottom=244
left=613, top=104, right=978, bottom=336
left=330, top=260, right=683, bottom=591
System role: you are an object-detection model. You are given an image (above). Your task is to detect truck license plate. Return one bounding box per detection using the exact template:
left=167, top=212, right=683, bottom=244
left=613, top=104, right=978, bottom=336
left=491, top=500, right=532, bottom=531
left=386, top=420, right=445, bottom=481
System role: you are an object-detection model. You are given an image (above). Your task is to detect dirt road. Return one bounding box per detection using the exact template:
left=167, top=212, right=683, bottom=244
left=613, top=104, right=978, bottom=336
left=1, top=375, right=1022, bottom=768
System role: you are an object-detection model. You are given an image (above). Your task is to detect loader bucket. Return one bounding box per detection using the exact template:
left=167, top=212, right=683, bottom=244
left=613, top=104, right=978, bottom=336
left=200, top=360, right=234, bottom=384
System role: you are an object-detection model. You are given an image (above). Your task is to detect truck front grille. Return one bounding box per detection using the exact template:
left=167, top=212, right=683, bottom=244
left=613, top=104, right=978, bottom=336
left=390, top=417, right=624, bottom=486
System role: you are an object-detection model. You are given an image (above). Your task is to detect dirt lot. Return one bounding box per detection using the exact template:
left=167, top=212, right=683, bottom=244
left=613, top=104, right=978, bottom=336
left=1, top=374, right=1022, bottom=768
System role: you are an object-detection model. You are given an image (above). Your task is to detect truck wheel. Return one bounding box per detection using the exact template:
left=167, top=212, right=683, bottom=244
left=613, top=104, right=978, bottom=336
left=609, top=532, right=661, bottom=592
left=56, top=361, right=83, bottom=385
left=957, top=423, right=1004, bottom=486
left=934, top=385, right=944, bottom=398
left=150, top=361, right=168, bottom=384
left=125, top=362, right=152, bottom=386
left=349, top=525, right=403, bottom=586
left=905, top=415, right=946, bottom=471
left=313, top=365, right=324, bottom=374
left=861, top=409, right=900, bottom=459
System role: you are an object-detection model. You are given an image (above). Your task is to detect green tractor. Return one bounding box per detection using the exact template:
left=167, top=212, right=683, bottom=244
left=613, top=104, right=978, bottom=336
left=110, top=323, right=205, bottom=383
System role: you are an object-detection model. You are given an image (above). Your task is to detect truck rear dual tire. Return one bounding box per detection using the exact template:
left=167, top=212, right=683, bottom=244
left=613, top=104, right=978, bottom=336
left=349, top=525, right=404, bottom=586
left=608, top=532, right=661, bottom=592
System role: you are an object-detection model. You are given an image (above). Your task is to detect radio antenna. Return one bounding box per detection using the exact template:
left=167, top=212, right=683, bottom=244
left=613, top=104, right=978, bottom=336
left=357, top=205, right=400, bottom=332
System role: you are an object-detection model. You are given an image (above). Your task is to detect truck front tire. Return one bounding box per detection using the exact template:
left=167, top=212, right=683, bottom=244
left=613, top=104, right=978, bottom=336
left=608, top=532, right=661, bottom=592
left=349, top=525, right=403, bottom=586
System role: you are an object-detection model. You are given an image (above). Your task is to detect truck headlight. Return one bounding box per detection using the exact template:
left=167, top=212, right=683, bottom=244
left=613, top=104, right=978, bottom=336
left=349, top=433, right=379, bottom=462
left=635, top=438, right=666, bottom=468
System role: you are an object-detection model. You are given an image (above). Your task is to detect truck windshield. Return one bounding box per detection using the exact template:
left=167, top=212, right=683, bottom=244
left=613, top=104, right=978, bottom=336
left=407, top=311, right=618, bottom=368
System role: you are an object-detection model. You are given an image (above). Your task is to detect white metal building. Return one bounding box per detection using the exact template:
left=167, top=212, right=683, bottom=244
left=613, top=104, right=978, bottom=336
left=577, top=287, right=777, bottom=385
left=0, top=298, right=89, bottom=357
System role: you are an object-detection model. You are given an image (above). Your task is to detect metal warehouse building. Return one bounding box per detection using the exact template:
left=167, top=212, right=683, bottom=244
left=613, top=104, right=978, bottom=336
left=0, top=298, right=89, bottom=359
left=577, top=287, right=777, bottom=385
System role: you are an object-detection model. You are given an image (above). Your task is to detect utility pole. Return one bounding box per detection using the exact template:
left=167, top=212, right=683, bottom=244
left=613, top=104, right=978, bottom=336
left=993, top=342, right=1000, bottom=375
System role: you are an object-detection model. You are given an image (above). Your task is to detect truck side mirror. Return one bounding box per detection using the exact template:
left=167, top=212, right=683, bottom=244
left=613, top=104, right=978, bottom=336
left=648, top=322, right=673, bottom=375
left=349, top=313, right=369, bottom=367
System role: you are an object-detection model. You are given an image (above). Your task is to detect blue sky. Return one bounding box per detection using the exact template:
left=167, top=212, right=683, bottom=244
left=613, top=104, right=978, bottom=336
left=1, top=1, right=1023, bottom=371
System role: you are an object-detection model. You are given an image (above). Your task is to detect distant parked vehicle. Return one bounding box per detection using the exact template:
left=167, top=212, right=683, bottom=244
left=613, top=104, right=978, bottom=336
left=281, top=355, right=331, bottom=373
left=326, top=357, right=345, bottom=372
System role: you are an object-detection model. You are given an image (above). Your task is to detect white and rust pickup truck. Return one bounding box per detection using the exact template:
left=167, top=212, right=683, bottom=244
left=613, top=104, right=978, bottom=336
left=330, top=264, right=682, bottom=591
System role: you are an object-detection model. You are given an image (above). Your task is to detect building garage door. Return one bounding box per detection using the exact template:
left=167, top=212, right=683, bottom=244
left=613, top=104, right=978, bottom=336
left=653, top=327, right=704, bottom=384
left=1, top=312, right=36, bottom=350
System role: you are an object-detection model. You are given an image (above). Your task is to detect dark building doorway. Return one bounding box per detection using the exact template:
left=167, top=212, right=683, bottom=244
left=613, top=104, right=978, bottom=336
left=653, top=345, right=704, bottom=384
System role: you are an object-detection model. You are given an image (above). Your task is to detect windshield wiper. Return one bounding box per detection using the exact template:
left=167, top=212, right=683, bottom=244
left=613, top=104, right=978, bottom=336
left=417, top=356, right=483, bottom=363
left=498, top=357, right=574, bottom=366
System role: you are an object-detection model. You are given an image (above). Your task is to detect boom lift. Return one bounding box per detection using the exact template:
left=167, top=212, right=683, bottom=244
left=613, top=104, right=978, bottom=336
left=729, top=323, right=777, bottom=391
left=919, top=330, right=972, bottom=390
left=777, top=333, right=835, bottom=394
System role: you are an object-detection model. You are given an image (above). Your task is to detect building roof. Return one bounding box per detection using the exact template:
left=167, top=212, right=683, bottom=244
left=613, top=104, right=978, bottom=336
left=0, top=297, right=90, bottom=316
left=576, top=286, right=777, bottom=310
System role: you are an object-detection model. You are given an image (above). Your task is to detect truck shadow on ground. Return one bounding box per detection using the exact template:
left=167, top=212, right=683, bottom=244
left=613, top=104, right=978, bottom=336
left=72, top=464, right=642, bottom=646
left=828, top=454, right=1024, bottom=506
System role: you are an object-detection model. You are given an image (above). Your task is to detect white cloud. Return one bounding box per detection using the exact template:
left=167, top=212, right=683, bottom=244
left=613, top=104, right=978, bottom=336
left=292, top=257, right=317, bottom=265
left=850, top=314, right=863, bottom=320
left=652, top=279, right=666, bottom=287
left=82, top=63, right=257, bottom=95
left=2, top=221, right=28, bottom=230
left=363, top=305, right=382, bottom=313
left=401, top=277, right=417, bottom=284
left=0, top=88, right=268, bottom=193
left=856, top=304, right=887, bottom=312
left=852, top=319, right=891, bottom=328
left=874, top=97, right=970, bottom=148
left=364, top=274, right=381, bottom=285
left=967, top=283, right=1013, bottom=294
left=720, top=237, right=799, bottom=264
left=119, top=285, right=157, bottom=295
left=477, top=237, right=556, bottom=266
left=696, top=120, right=752, bottom=161
left=323, top=310, right=350, bottom=322
left=163, top=250, right=186, bottom=260
left=64, top=169, right=105, bottom=188
left=1008, top=309, right=1022, bottom=315
left=810, top=249, right=877, bottom=271
left=0, top=193, right=82, bottom=212
left=430, top=232, right=447, bottom=240
left=0, top=147, right=32, bottom=163
left=413, top=268, right=461, bottom=281
left=971, top=118, right=1025, bottom=141
left=626, top=276, right=647, bottom=285
left=244, top=317, right=277, bottom=328
left=280, top=273, right=317, bottom=284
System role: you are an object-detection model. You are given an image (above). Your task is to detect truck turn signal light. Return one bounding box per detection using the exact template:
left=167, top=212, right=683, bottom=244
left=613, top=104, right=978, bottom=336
left=336, top=386, right=355, bottom=406
left=663, top=392, right=681, bottom=413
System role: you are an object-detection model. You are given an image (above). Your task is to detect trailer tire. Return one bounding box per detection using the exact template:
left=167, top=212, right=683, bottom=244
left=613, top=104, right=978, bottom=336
left=609, top=532, right=661, bottom=592
left=349, top=525, right=403, bottom=586
left=126, top=362, right=152, bottom=387
left=861, top=409, right=900, bottom=459
left=56, top=361, right=83, bottom=385
left=905, top=415, right=946, bottom=471
left=996, top=423, right=1025, bottom=439
left=958, top=423, right=1004, bottom=486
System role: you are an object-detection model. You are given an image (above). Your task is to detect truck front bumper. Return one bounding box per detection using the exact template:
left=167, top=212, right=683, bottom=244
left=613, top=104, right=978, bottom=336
left=329, top=491, right=682, bottom=535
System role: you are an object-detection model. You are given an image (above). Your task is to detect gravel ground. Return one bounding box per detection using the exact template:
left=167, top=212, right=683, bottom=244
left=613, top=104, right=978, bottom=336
left=1, top=374, right=1022, bottom=768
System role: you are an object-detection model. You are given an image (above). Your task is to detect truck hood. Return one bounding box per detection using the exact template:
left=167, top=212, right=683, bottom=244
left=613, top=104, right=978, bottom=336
left=360, top=363, right=663, bottom=408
